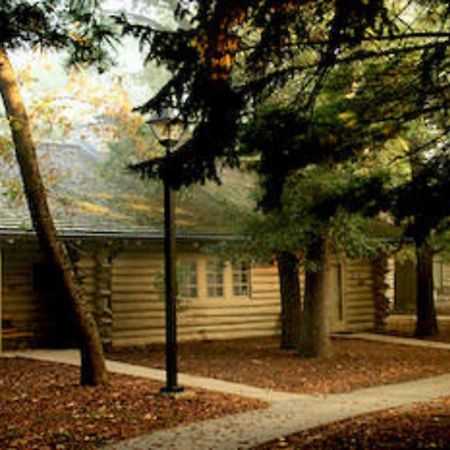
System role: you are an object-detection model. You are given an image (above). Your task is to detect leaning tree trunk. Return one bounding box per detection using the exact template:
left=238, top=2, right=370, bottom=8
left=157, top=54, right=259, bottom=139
left=415, top=240, right=438, bottom=337
left=277, top=251, right=301, bottom=349
left=0, top=46, right=107, bottom=385
left=298, top=233, right=332, bottom=358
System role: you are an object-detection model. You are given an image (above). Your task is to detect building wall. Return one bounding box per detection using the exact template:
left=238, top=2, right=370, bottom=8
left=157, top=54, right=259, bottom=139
left=111, top=250, right=377, bottom=347
left=391, top=255, right=450, bottom=311
left=0, top=241, right=97, bottom=349
left=1, top=240, right=378, bottom=349
left=343, top=259, right=376, bottom=332
left=433, top=257, right=450, bottom=304
left=111, top=250, right=281, bottom=347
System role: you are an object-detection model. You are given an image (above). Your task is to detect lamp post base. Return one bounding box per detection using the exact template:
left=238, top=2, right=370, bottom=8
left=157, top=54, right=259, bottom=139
left=159, top=385, right=185, bottom=396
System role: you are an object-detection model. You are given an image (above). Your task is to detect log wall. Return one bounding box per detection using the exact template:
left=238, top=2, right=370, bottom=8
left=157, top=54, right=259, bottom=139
left=344, top=259, right=376, bottom=331
left=2, top=241, right=378, bottom=349
left=0, top=241, right=97, bottom=349
left=111, top=251, right=281, bottom=347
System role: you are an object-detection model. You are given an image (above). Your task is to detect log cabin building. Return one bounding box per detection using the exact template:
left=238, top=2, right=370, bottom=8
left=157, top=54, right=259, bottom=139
left=0, top=143, right=386, bottom=351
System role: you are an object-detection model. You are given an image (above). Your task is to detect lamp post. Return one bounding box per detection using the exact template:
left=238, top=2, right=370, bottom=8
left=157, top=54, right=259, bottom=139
left=148, top=110, right=185, bottom=394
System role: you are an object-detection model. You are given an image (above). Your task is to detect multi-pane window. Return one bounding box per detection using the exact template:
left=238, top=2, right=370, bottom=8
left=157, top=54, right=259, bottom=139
left=232, top=260, right=251, bottom=297
left=207, top=259, right=225, bottom=297
left=177, top=260, right=198, bottom=299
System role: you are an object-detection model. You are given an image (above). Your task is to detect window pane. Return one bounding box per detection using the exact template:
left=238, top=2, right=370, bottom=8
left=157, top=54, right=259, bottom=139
left=177, top=260, right=198, bottom=299
left=232, top=261, right=251, bottom=297
left=206, top=259, right=224, bottom=298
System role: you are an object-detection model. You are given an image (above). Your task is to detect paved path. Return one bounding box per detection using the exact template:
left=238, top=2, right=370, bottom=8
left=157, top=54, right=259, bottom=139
left=336, top=332, right=450, bottom=350
left=8, top=349, right=302, bottom=404
left=105, top=374, right=450, bottom=450
left=7, top=333, right=450, bottom=449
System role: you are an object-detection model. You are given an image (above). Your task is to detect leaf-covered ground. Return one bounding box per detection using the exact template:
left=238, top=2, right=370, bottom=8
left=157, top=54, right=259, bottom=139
left=109, top=337, right=450, bottom=395
left=255, top=397, right=450, bottom=449
left=0, top=357, right=265, bottom=449
left=385, top=315, right=450, bottom=343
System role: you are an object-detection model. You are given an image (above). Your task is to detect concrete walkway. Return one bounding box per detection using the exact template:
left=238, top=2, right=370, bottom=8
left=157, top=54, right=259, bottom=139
left=6, top=333, right=450, bottom=449
left=105, top=374, right=450, bottom=450
left=336, top=332, right=450, bottom=350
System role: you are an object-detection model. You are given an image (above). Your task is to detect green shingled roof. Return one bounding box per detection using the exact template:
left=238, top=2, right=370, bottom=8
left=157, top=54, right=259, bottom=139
left=0, top=143, right=255, bottom=238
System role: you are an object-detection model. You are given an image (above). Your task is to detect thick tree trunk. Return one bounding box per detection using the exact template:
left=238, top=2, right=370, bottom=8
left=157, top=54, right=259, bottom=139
left=277, top=251, right=301, bottom=349
left=415, top=241, right=438, bottom=337
left=0, top=46, right=107, bottom=385
left=298, top=233, right=332, bottom=358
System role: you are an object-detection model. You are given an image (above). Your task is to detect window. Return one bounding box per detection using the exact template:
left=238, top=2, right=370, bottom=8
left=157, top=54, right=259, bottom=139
left=177, top=260, right=198, bottom=299
left=207, top=259, right=224, bottom=297
left=232, top=260, right=251, bottom=297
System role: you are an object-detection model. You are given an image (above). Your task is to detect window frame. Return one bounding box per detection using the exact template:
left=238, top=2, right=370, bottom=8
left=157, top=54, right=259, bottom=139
left=177, top=259, right=199, bottom=300
left=232, top=260, right=252, bottom=298
left=206, top=259, right=225, bottom=298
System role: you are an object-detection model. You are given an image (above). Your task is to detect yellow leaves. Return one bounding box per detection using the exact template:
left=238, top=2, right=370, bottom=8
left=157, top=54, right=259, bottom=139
left=338, top=111, right=358, bottom=129
left=17, top=64, right=35, bottom=85
left=129, top=203, right=152, bottom=212
left=190, top=4, right=247, bottom=81
left=396, top=137, right=410, bottom=152
left=73, top=200, right=125, bottom=219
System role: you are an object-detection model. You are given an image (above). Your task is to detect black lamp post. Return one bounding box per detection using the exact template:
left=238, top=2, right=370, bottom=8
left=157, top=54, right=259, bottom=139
left=148, top=110, right=185, bottom=394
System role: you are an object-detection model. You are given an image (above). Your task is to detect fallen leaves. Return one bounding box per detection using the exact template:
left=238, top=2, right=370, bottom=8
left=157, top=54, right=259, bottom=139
left=108, top=336, right=450, bottom=395
left=255, top=397, right=450, bottom=449
left=0, top=358, right=265, bottom=449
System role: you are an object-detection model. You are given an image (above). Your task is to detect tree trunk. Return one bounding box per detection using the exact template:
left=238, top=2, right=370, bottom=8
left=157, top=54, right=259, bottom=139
left=298, top=233, right=332, bottom=358
left=415, top=241, right=438, bottom=337
left=0, top=46, right=107, bottom=385
left=277, top=251, right=301, bottom=349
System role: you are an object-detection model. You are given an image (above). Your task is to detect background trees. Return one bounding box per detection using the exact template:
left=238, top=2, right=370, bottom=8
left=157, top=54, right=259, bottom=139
left=122, top=0, right=450, bottom=346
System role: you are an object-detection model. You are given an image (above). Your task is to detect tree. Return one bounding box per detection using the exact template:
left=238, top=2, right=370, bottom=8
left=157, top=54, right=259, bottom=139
left=0, top=0, right=116, bottom=385
left=121, top=0, right=395, bottom=354
left=238, top=54, right=405, bottom=356
left=122, top=0, right=450, bottom=348
left=393, top=151, right=450, bottom=336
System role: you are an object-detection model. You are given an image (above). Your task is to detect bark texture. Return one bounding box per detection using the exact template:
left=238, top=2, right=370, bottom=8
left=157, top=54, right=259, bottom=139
left=277, top=251, right=301, bottom=349
left=0, top=46, right=107, bottom=385
left=299, top=233, right=332, bottom=358
left=415, top=242, right=438, bottom=337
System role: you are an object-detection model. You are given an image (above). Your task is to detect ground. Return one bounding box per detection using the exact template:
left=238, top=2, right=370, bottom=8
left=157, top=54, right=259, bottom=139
left=0, top=357, right=264, bottom=449
left=4, top=337, right=450, bottom=449
left=255, top=397, right=450, bottom=449
left=385, top=315, right=450, bottom=343
left=108, top=336, right=450, bottom=394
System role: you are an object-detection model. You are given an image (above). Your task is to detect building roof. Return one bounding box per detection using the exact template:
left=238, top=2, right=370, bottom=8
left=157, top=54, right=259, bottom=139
left=0, top=142, right=255, bottom=241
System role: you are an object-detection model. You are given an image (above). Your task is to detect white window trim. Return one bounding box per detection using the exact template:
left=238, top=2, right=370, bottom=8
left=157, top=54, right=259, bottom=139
left=206, top=259, right=226, bottom=299
left=205, top=258, right=252, bottom=301
left=232, top=260, right=252, bottom=298
left=177, top=255, right=253, bottom=302
left=177, top=259, right=199, bottom=300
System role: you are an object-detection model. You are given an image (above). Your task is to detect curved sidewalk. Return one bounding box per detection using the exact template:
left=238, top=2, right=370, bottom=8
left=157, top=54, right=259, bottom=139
left=105, top=374, right=450, bottom=450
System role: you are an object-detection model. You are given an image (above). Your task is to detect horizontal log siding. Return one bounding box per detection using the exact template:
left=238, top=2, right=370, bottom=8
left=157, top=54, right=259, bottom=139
left=2, top=244, right=48, bottom=343
left=1, top=242, right=96, bottom=348
left=111, top=251, right=281, bottom=347
left=344, top=259, right=376, bottom=331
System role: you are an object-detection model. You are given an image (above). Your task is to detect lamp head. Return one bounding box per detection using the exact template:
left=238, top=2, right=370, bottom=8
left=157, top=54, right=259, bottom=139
left=148, top=109, right=185, bottom=148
